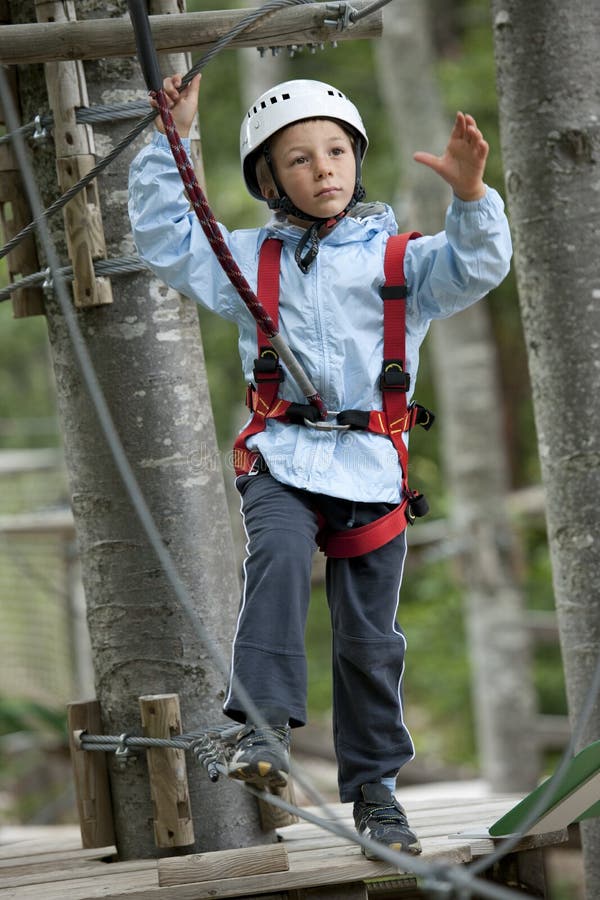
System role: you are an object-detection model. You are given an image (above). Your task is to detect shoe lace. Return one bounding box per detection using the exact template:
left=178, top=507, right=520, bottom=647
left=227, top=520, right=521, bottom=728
left=361, top=801, right=408, bottom=830
left=240, top=725, right=289, bottom=748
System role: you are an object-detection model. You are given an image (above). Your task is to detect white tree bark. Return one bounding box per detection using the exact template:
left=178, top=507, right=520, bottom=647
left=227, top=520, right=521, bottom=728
left=13, top=0, right=267, bottom=858
left=491, top=1, right=600, bottom=894
left=376, top=0, right=539, bottom=791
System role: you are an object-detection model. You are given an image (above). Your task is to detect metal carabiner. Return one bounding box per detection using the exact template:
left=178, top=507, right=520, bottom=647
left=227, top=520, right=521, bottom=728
left=303, top=412, right=351, bottom=432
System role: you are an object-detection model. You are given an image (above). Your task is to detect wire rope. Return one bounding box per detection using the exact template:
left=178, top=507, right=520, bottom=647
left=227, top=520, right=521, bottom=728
left=0, top=0, right=318, bottom=263
left=1, top=2, right=597, bottom=896
left=0, top=256, right=147, bottom=303
left=0, top=47, right=524, bottom=900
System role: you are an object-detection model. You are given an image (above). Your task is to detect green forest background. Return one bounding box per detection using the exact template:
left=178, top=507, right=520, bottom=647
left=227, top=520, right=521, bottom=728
left=0, top=0, right=565, bottom=800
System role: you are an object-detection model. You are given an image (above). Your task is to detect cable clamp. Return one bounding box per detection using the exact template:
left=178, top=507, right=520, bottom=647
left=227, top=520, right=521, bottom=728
left=33, top=114, right=49, bottom=141
left=42, top=267, right=54, bottom=298
left=115, top=733, right=136, bottom=765
left=324, top=2, right=358, bottom=30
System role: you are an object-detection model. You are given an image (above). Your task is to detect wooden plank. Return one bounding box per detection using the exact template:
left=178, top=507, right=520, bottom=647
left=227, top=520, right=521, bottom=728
left=0, top=846, right=116, bottom=870
left=0, top=866, right=158, bottom=899
left=158, top=845, right=288, bottom=886
left=0, top=859, right=155, bottom=890
left=0, top=844, right=471, bottom=900
left=0, top=2, right=382, bottom=65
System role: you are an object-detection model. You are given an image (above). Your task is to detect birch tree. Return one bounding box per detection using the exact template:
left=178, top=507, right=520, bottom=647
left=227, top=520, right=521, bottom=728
left=12, top=0, right=265, bottom=858
left=491, top=1, right=600, bottom=894
left=376, top=0, right=539, bottom=791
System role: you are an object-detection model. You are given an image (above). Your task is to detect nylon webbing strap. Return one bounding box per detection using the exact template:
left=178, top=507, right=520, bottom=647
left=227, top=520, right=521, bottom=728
left=233, top=240, right=285, bottom=475
left=382, top=231, right=420, bottom=359
left=256, top=238, right=282, bottom=341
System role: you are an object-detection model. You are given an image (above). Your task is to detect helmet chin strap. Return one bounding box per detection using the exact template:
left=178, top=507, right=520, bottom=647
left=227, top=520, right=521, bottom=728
left=264, top=147, right=366, bottom=274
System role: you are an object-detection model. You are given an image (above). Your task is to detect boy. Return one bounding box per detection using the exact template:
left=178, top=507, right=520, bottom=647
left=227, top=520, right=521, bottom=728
left=129, top=75, right=511, bottom=857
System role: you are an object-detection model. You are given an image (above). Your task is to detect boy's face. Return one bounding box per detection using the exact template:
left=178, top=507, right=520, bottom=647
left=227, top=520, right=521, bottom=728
left=267, top=119, right=357, bottom=224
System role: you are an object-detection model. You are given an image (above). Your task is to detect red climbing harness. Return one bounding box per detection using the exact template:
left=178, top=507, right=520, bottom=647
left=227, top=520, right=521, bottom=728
left=232, top=233, right=434, bottom=558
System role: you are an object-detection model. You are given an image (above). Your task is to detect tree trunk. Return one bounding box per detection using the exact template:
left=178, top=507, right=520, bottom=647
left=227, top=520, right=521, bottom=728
left=376, top=0, right=539, bottom=791
left=491, top=1, right=600, bottom=894
left=14, top=0, right=267, bottom=858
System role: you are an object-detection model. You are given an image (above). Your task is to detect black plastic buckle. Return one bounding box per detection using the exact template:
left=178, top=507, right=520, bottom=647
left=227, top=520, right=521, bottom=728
left=406, top=491, right=429, bottom=524
left=379, top=359, right=410, bottom=392
left=286, top=403, right=321, bottom=425
left=336, top=409, right=370, bottom=430
left=253, top=347, right=284, bottom=383
left=380, top=284, right=407, bottom=300
left=413, top=404, right=435, bottom=431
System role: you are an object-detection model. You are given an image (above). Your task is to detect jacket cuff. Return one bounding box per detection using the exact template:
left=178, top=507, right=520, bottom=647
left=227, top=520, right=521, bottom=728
left=151, top=130, right=192, bottom=152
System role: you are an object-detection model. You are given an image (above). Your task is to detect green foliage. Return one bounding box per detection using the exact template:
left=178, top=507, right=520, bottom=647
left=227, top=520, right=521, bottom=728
left=0, top=696, right=67, bottom=741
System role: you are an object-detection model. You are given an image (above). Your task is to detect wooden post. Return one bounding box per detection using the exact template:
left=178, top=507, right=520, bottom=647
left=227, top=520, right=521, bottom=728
left=150, top=0, right=206, bottom=192
left=138, top=693, right=195, bottom=849
left=0, top=32, right=44, bottom=319
left=35, top=0, right=113, bottom=309
left=258, top=779, right=300, bottom=831
left=67, top=699, right=116, bottom=850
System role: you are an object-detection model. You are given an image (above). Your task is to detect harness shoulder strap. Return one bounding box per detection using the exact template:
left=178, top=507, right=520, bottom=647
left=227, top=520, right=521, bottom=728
left=322, top=231, right=421, bottom=559
left=232, top=239, right=284, bottom=475
left=256, top=238, right=282, bottom=341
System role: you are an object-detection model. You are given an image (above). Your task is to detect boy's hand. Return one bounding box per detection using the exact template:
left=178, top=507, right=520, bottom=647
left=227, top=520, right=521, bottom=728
left=413, top=112, right=488, bottom=202
left=151, top=73, right=201, bottom=138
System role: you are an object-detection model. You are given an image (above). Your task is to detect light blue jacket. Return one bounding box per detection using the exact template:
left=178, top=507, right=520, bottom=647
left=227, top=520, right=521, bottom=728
left=129, top=131, right=512, bottom=503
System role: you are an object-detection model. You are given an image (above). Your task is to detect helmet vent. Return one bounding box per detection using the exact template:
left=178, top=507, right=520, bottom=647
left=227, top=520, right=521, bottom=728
left=282, top=93, right=290, bottom=100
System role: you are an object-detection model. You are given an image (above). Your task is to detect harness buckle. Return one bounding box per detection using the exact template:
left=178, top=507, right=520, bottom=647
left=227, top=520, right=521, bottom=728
left=379, top=359, right=410, bottom=392
left=412, top=404, right=435, bottom=431
left=304, top=412, right=351, bottom=432
left=253, top=347, right=284, bottom=383
left=406, top=491, right=429, bottom=524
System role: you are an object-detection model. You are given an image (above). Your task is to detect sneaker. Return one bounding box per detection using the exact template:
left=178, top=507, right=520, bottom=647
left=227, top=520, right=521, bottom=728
left=227, top=724, right=290, bottom=789
left=353, top=783, right=422, bottom=858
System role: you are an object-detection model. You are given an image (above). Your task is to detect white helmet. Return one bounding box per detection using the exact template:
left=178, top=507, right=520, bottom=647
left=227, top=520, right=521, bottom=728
left=240, top=79, right=368, bottom=200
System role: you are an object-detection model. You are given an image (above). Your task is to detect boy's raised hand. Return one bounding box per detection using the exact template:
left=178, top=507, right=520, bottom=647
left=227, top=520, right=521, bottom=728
left=151, top=73, right=201, bottom=138
left=413, top=112, right=488, bottom=202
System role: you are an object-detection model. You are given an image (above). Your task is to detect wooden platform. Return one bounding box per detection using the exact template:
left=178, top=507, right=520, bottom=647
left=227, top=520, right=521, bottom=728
left=0, top=793, right=569, bottom=899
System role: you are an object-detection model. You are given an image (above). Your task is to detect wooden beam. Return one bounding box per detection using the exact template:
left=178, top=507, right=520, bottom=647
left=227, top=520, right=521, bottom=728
left=258, top=779, right=301, bottom=831
left=0, top=2, right=382, bottom=66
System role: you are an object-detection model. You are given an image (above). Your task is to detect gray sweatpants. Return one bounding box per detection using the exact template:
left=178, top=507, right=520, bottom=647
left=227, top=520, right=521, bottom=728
left=223, top=469, right=414, bottom=802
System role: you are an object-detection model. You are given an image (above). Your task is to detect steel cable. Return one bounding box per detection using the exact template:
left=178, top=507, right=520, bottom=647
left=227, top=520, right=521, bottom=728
left=0, top=0, right=317, bottom=263
left=0, top=55, right=526, bottom=900
left=0, top=2, right=596, bottom=894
